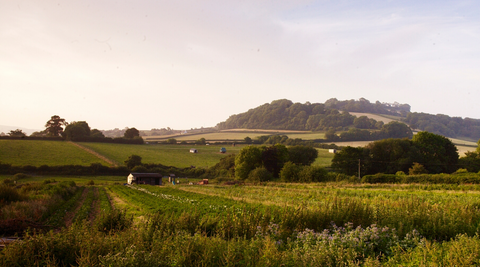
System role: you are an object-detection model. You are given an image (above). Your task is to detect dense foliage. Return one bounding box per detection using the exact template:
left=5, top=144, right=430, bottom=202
left=235, top=145, right=319, bottom=180
left=217, top=99, right=403, bottom=131
left=404, top=112, right=480, bottom=139
left=332, top=131, right=459, bottom=175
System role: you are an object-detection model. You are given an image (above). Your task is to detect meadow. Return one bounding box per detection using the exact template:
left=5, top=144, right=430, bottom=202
left=0, top=140, right=109, bottom=166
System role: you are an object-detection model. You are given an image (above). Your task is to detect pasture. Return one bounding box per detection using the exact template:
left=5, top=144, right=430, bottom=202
left=80, top=143, right=247, bottom=168
left=0, top=140, right=109, bottom=166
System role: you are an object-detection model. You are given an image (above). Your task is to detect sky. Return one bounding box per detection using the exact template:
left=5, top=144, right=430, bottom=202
left=1, top=0, right=480, bottom=133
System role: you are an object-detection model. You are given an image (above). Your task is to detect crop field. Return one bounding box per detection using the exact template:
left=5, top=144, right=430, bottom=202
left=0, top=140, right=109, bottom=166
left=3, top=176, right=480, bottom=266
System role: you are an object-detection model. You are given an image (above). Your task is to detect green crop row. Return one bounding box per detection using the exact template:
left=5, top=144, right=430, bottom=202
left=44, top=187, right=85, bottom=228
left=72, top=187, right=95, bottom=223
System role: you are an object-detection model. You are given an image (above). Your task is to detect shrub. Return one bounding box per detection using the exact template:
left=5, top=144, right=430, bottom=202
left=0, top=183, right=24, bottom=203
left=96, top=209, right=133, bottom=233
left=13, top=173, right=29, bottom=180
left=86, top=180, right=95, bottom=186
left=2, top=178, right=14, bottom=186
left=409, top=162, right=428, bottom=175
left=248, top=167, right=273, bottom=182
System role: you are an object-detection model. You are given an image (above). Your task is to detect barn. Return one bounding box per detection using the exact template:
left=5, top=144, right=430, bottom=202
left=127, top=173, right=163, bottom=185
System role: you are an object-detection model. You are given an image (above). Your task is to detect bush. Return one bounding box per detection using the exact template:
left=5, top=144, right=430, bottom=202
left=0, top=183, right=24, bottom=203
left=13, top=173, right=29, bottom=180
left=247, top=167, right=273, bottom=182
left=86, top=180, right=95, bottom=186
left=298, top=166, right=328, bottom=182
left=96, top=209, right=133, bottom=233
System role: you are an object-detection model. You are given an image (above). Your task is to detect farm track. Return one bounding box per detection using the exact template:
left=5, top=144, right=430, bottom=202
left=68, top=141, right=118, bottom=167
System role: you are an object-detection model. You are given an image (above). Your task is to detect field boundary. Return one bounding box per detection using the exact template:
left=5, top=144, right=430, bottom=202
left=69, top=141, right=119, bottom=167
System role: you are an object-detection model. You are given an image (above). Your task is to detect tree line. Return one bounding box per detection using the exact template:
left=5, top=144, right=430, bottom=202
left=1, top=115, right=143, bottom=144
left=331, top=131, right=460, bottom=176
left=404, top=112, right=480, bottom=140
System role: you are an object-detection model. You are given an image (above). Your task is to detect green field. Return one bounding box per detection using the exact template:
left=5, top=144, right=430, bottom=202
left=80, top=143, right=247, bottom=168
left=0, top=140, right=109, bottom=166
left=0, top=139, right=334, bottom=169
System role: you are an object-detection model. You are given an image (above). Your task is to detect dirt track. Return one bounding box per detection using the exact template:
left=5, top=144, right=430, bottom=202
left=69, top=141, right=118, bottom=167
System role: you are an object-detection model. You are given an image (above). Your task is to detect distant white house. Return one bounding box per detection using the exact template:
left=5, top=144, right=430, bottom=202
left=190, top=148, right=198, bottom=153
left=328, top=149, right=337, bottom=154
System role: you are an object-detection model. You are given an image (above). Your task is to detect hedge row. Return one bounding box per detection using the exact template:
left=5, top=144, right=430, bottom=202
left=0, top=162, right=206, bottom=178
left=362, top=172, right=480, bottom=184
left=0, top=136, right=143, bottom=144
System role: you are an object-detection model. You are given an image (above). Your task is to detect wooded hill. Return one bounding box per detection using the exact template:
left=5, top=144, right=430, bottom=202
left=217, top=98, right=480, bottom=140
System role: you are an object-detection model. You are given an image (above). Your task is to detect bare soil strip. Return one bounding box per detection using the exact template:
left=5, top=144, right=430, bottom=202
left=68, top=141, right=118, bottom=167
left=64, top=187, right=89, bottom=228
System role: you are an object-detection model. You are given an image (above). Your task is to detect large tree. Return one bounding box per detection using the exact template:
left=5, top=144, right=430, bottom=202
left=124, top=128, right=140, bottom=139
left=8, top=129, right=26, bottom=137
left=235, top=146, right=262, bottom=180
left=331, top=146, right=369, bottom=176
left=412, top=131, right=458, bottom=173
left=45, top=115, right=67, bottom=137
left=63, top=121, right=91, bottom=140
left=287, top=145, right=318, bottom=166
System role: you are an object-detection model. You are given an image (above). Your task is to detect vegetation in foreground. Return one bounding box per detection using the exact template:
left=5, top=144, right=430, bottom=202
left=3, top=177, right=480, bottom=266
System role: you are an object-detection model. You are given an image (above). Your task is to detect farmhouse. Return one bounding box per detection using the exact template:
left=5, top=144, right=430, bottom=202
left=127, top=173, right=162, bottom=185
left=190, top=148, right=198, bottom=153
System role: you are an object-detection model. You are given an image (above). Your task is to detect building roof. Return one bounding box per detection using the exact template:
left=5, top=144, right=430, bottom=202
left=129, top=173, right=162, bottom=178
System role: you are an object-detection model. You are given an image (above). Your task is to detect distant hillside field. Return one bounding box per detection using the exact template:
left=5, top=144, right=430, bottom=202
left=145, top=129, right=316, bottom=142
left=0, top=140, right=109, bottom=166
left=349, top=112, right=400, bottom=124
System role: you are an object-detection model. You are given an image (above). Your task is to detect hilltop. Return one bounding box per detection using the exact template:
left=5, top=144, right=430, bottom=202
left=216, top=98, right=480, bottom=141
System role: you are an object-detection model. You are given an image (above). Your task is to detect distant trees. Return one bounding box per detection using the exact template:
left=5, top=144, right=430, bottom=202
left=196, top=138, right=206, bottom=145
left=124, top=128, right=140, bottom=139
left=167, top=138, right=177, bottom=144
left=217, top=98, right=411, bottom=131
left=45, top=115, right=67, bottom=137
left=404, top=112, right=480, bottom=139
left=124, top=155, right=142, bottom=169
left=8, top=129, right=26, bottom=137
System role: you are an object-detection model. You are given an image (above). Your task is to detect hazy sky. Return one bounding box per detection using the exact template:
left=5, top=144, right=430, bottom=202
left=1, top=0, right=479, bottom=131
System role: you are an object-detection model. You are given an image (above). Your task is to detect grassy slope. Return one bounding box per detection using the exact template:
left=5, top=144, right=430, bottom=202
left=80, top=143, right=247, bottom=168
left=0, top=140, right=109, bottom=166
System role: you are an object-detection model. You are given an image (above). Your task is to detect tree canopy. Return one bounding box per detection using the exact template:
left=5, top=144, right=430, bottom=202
left=45, top=115, right=66, bottom=137
left=124, top=128, right=140, bottom=139
left=332, top=131, right=459, bottom=176
left=217, top=98, right=408, bottom=131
